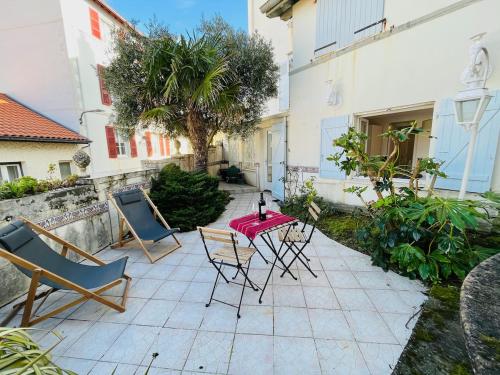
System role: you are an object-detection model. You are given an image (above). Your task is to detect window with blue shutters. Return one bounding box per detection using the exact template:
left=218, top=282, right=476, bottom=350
left=320, top=115, right=350, bottom=179
left=315, top=0, right=385, bottom=56
left=434, top=90, right=500, bottom=193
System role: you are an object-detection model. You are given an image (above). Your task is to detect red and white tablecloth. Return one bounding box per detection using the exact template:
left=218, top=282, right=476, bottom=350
left=229, top=210, right=296, bottom=240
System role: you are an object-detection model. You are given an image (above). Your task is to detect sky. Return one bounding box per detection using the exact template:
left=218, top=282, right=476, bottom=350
left=107, top=0, right=248, bottom=35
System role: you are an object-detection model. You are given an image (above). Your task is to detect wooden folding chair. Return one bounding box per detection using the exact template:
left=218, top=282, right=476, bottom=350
left=109, top=188, right=182, bottom=263
left=0, top=218, right=131, bottom=327
left=278, top=201, right=322, bottom=278
left=198, top=227, right=260, bottom=318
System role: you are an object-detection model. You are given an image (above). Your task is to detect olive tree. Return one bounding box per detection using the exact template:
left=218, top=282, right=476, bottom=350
left=104, top=18, right=278, bottom=171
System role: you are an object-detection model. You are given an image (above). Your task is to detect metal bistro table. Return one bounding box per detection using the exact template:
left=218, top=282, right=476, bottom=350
left=229, top=210, right=298, bottom=303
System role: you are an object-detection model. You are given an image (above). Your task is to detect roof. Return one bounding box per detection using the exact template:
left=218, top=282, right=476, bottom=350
left=260, top=0, right=299, bottom=20
left=0, top=94, right=89, bottom=144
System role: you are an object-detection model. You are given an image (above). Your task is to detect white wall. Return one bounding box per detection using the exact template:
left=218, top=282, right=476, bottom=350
left=0, top=141, right=79, bottom=180
left=59, top=0, right=148, bottom=177
left=245, top=0, right=500, bottom=203
left=0, top=0, right=80, bottom=131
left=249, top=0, right=291, bottom=116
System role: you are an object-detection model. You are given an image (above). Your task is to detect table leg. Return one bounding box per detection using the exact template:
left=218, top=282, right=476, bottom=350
left=248, top=237, right=269, bottom=264
left=263, top=230, right=297, bottom=280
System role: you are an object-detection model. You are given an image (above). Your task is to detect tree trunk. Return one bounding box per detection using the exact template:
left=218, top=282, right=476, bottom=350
left=187, top=112, right=209, bottom=172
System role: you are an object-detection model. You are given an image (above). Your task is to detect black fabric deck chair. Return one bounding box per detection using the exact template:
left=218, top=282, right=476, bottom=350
left=0, top=218, right=131, bottom=327
left=109, top=188, right=181, bottom=263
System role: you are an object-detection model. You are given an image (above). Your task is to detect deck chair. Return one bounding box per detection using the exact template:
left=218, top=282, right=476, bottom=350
left=198, top=227, right=260, bottom=318
left=278, top=201, right=322, bottom=278
left=0, top=218, right=131, bottom=327
left=109, top=188, right=181, bottom=263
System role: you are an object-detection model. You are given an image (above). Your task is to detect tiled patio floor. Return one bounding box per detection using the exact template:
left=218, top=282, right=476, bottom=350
left=1, top=192, right=427, bottom=375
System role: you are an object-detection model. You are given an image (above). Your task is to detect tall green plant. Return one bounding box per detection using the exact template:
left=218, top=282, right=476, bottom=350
left=329, top=127, right=492, bottom=283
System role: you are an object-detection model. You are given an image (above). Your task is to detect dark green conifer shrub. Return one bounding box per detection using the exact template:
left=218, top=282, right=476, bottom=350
left=149, top=164, right=230, bottom=231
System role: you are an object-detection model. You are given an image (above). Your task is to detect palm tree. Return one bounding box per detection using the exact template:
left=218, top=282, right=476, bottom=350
left=141, top=34, right=240, bottom=171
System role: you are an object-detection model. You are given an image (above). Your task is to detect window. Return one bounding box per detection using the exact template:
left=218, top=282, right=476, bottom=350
left=59, top=162, right=72, bottom=179
left=0, top=163, right=23, bottom=183
left=315, top=0, right=385, bottom=56
left=115, top=130, right=130, bottom=157
left=358, top=108, right=434, bottom=177
left=97, top=64, right=112, bottom=105
left=89, top=8, right=101, bottom=39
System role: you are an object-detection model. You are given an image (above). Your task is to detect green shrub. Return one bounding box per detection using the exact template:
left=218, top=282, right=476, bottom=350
left=328, top=127, right=499, bottom=283
left=356, top=190, right=497, bottom=283
left=150, top=164, right=230, bottom=231
left=0, top=175, right=80, bottom=201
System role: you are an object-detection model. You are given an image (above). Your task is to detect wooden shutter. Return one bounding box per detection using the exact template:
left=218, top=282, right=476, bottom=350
left=97, top=65, right=112, bottom=106
left=89, top=8, right=101, bottom=39
left=105, top=126, right=117, bottom=158
left=159, top=134, right=165, bottom=156
left=145, top=131, right=153, bottom=157
left=433, top=90, right=500, bottom=193
left=164, top=136, right=171, bottom=156
left=130, top=135, right=138, bottom=158
left=320, top=115, right=350, bottom=179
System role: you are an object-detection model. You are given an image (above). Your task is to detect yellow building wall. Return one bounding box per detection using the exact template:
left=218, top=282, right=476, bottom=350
left=0, top=141, right=79, bottom=180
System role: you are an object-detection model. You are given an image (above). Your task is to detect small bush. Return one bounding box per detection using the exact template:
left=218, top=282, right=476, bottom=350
left=149, top=164, right=230, bottom=231
left=0, top=175, right=79, bottom=200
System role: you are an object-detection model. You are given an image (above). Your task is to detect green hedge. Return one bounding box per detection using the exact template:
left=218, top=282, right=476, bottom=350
left=149, top=164, right=230, bottom=232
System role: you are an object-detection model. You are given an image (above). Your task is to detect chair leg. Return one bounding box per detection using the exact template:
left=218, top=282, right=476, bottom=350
left=238, top=258, right=259, bottom=292
left=281, top=242, right=317, bottom=278
left=21, top=269, right=42, bottom=327
left=206, top=262, right=222, bottom=307
left=237, top=265, right=248, bottom=319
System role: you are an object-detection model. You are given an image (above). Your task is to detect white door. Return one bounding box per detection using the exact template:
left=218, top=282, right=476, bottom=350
left=264, top=130, right=273, bottom=191
left=271, top=123, right=285, bottom=200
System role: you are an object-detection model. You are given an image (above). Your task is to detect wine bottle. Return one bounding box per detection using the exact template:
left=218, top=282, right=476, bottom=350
left=258, top=192, right=267, bottom=221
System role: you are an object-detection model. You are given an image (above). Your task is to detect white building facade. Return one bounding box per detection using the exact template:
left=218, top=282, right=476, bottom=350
left=0, top=0, right=174, bottom=178
left=238, top=0, right=500, bottom=204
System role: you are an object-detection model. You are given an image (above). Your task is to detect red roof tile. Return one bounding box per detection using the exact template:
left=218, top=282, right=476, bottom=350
left=0, top=94, right=89, bottom=143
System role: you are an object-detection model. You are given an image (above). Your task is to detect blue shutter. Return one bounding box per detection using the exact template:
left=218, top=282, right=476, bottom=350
left=315, top=0, right=384, bottom=55
left=352, top=0, right=385, bottom=42
left=320, top=115, right=349, bottom=179
left=434, top=90, right=500, bottom=193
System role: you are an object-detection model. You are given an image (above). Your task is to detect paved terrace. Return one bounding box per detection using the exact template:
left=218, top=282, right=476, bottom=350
left=1, top=192, right=427, bottom=375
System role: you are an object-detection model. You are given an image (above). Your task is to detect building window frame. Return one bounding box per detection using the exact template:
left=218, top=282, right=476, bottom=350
left=58, top=161, right=73, bottom=179
left=115, top=129, right=130, bottom=157
left=0, top=162, right=23, bottom=183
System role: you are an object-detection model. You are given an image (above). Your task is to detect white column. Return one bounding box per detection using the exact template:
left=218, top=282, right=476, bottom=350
left=458, top=123, right=479, bottom=199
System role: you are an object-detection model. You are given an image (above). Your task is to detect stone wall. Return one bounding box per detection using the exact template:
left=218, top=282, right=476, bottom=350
left=0, top=169, right=158, bottom=306
left=460, top=253, right=500, bottom=374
